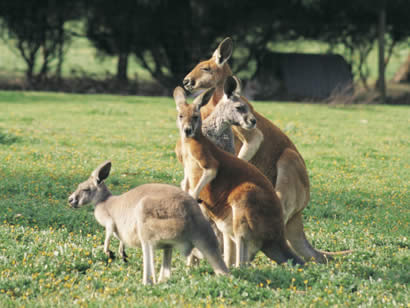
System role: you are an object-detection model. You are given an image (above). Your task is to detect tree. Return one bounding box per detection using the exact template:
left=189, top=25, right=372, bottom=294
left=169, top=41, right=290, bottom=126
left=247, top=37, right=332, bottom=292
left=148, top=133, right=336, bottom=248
left=0, top=0, right=82, bottom=83
left=300, top=0, right=410, bottom=92
left=85, top=0, right=155, bottom=82
left=131, top=0, right=233, bottom=88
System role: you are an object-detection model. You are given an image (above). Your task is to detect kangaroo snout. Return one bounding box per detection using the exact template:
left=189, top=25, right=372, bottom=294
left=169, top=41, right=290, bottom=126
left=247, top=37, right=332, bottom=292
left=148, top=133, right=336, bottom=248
left=68, top=195, right=78, bottom=208
left=249, top=117, right=257, bottom=128
left=183, top=78, right=195, bottom=91
left=184, top=127, right=193, bottom=137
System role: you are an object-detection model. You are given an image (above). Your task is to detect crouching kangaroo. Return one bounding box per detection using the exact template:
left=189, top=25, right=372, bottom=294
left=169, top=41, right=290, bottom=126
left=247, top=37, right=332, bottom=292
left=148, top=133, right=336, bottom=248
left=68, top=161, right=228, bottom=284
left=174, top=87, right=304, bottom=268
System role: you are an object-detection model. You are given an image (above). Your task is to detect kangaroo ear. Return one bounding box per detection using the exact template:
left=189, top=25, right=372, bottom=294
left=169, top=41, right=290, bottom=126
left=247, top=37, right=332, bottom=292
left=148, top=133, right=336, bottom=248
left=213, top=37, right=233, bottom=67
left=232, top=76, right=242, bottom=95
left=224, top=75, right=241, bottom=98
left=92, top=161, right=111, bottom=184
left=173, top=87, right=187, bottom=111
left=193, top=88, right=215, bottom=111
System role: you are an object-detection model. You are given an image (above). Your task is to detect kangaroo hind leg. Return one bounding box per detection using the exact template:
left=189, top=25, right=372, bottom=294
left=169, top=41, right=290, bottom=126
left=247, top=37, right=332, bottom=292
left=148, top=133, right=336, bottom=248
left=262, top=239, right=305, bottom=266
left=159, top=247, right=173, bottom=283
left=141, top=241, right=156, bottom=285
left=286, top=212, right=331, bottom=263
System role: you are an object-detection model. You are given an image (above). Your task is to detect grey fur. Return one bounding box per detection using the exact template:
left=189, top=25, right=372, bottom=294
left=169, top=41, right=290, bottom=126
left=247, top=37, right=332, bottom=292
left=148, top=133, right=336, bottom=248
left=68, top=161, right=228, bottom=285
left=201, top=76, right=256, bottom=154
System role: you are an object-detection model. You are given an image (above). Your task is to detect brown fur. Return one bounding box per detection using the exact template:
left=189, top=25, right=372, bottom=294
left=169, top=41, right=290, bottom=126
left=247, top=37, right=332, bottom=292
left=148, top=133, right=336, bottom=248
left=174, top=87, right=304, bottom=267
left=182, top=37, right=351, bottom=263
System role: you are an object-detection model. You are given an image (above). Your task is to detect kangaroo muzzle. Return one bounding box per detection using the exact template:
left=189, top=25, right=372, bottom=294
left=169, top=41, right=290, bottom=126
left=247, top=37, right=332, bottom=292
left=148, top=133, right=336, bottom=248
left=183, top=126, right=194, bottom=137
left=68, top=195, right=79, bottom=208
left=183, top=78, right=195, bottom=92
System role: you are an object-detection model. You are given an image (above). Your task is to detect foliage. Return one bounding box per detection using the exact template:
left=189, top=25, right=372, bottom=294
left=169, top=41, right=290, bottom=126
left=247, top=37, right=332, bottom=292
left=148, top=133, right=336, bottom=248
left=85, top=0, right=156, bottom=82
left=0, top=91, right=409, bottom=306
left=299, top=0, right=410, bottom=88
left=0, top=0, right=83, bottom=82
left=0, top=1, right=409, bottom=88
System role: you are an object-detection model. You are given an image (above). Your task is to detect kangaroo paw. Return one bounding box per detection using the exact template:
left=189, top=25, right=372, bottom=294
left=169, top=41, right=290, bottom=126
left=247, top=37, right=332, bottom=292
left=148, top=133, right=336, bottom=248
left=121, top=251, right=128, bottom=263
left=105, top=250, right=115, bottom=260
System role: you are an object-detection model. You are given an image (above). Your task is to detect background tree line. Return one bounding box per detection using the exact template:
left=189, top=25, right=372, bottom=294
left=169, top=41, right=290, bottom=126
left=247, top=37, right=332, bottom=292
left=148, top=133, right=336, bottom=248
left=0, top=0, right=409, bottom=98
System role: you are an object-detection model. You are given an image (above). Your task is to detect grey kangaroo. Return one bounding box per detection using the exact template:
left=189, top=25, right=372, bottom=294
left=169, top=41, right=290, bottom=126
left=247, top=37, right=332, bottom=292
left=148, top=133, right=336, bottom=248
left=68, top=161, right=228, bottom=284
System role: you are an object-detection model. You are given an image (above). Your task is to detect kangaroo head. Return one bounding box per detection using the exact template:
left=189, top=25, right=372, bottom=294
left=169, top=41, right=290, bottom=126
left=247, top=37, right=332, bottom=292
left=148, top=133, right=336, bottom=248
left=183, top=37, right=233, bottom=92
left=68, top=161, right=111, bottom=208
left=174, top=87, right=215, bottom=138
left=218, top=76, right=257, bottom=130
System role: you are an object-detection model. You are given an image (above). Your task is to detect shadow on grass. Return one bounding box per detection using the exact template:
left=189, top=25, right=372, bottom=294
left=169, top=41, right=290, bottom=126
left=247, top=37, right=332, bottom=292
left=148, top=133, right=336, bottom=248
left=0, top=168, right=176, bottom=234
left=0, top=129, right=19, bottom=145
left=231, top=266, right=296, bottom=289
left=1, top=170, right=103, bottom=234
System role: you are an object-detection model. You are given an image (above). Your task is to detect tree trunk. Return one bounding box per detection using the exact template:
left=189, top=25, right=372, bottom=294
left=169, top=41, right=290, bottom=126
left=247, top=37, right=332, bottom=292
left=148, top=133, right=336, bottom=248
left=117, top=53, right=129, bottom=82
left=377, top=5, right=386, bottom=103
left=393, top=53, right=410, bottom=83
left=56, top=15, right=65, bottom=83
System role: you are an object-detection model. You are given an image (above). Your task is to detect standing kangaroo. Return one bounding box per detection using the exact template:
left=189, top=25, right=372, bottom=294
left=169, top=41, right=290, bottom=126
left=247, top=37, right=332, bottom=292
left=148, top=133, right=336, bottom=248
left=174, top=86, right=304, bottom=268
left=178, top=75, right=257, bottom=264
left=68, top=161, right=228, bottom=284
left=183, top=37, right=350, bottom=263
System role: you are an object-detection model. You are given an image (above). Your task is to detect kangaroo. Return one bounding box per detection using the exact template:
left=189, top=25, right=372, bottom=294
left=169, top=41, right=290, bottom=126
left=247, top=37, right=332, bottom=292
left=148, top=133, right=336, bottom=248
left=176, top=75, right=256, bottom=160
left=174, top=86, right=304, bottom=268
left=68, top=161, right=228, bottom=285
left=181, top=75, right=257, bottom=264
left=182, top=37, right=351, bottom=263
left=201, top=75, right=257, bottom=153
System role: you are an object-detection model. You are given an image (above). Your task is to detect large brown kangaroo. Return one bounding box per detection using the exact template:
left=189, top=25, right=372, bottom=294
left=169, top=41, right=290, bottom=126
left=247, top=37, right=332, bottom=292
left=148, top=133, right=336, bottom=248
left=174, top=86, right=304, bottom=268
left=182, top=37, right=350, bottom=263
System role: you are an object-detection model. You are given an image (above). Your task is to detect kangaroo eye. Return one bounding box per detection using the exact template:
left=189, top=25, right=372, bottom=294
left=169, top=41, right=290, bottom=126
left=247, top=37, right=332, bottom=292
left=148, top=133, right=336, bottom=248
left=236, top=106, right=245, bottom=112
left=179, top=115, right=183, bottom=119
left=201, top=66, right=211, bottom=72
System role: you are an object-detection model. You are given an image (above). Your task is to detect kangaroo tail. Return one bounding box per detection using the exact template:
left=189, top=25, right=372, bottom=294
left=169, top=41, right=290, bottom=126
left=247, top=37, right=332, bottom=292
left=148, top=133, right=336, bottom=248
left=286, top=212, right=352, bottom=263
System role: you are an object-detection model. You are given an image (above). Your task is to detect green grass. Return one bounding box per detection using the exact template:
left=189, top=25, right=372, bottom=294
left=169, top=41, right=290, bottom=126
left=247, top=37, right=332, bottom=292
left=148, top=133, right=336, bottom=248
left=0, top=91, right=409, bottom=307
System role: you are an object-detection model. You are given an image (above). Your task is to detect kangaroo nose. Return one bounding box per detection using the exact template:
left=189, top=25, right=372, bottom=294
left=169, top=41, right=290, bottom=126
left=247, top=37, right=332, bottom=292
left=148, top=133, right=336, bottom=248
left=68, top=196, right=78, bottom=207
left=184, top=127, right=192, bottom=136
left=250, top=118, right=256, bottom=125
left=183, top=78, right=195, bottom=87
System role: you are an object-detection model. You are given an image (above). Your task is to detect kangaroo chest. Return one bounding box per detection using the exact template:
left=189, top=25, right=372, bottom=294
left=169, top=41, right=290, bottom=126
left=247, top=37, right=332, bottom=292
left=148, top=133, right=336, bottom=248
left=181, top=141, right=227, bottom=215
left=181, top=142, right=206, bottom=187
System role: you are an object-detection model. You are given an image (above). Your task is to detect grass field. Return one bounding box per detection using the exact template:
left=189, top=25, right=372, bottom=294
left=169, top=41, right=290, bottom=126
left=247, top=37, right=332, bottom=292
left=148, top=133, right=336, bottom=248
left=0, top=91, right=409, bottom=307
